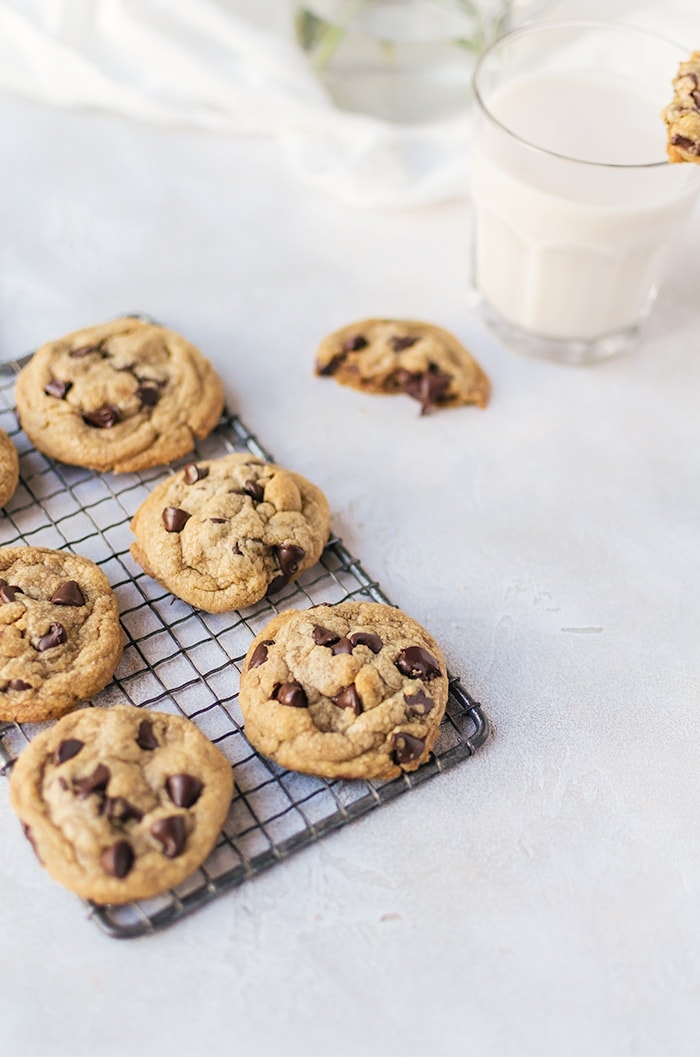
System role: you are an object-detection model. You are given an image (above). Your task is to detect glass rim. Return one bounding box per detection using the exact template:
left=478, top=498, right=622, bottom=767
left=472, top=18, right=687, bottom=171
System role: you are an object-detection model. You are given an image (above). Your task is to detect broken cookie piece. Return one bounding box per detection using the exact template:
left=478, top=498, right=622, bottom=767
left=663, top=50, right=700, bottom=162
left=315, top=318, right=490, bottom=414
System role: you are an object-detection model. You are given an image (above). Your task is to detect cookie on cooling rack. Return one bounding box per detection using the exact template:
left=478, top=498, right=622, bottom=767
left=129, top=452, right=331, bottom=613
left=9, top=704, right=234, bottom=905
left=14, top=316, right=224, bottom=473
left=315, top=318, right=490, bottom=415
left=239, top=601, right=449, bottom=781
left=0, top=427, right=19, bottom=508
left=0, top=546, right=123, bottom=723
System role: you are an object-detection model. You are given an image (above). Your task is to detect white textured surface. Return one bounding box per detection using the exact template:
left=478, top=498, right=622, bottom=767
left=0, top=86, right=699, bottom=1057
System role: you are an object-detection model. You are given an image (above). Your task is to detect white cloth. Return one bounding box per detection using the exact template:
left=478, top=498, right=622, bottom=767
left=1, top=0, right=699, bottom=208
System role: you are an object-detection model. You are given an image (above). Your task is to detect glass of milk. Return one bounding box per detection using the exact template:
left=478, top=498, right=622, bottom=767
left=470, top=20, right=700, bottom=364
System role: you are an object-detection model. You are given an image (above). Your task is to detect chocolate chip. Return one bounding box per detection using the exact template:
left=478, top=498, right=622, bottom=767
left=312, top=625, right=340, bottom=648
left=333, top=684, right=363, bottom=714
left=231, top=541, right=242, bottom=555
left=404, top=689, right=434, bottom=716
left=209, top=518, right=226, bottom=524
left=36, top=622, right=67, bottom=652
left=389, top=334, right=419, bottom=352
left=103, top=797, right=143, bottom=824
left=50, top=580, right=85, bottom=606
left=69, top=344, right=100, bottom=358
left=266, top=574, right=289, bottom=596
left=73, top=763, right=111, bottom=798
left=395, top=363, right=452, bottom=414
left=183, top=463, right=209, bottom=484
left=344, top=334, right=368, bottom=352
left=55, top=738, right=84, bottom=764
left=150, top=815, right=187, bottom=858
left=100, top=840, right=134, bottom=878
left=135, top=718, right=158, bottom=751
left=162, top=507, right=191, bottom=532
left=44, top=379, right=72, bottom=399
left=331, top=636, right=354, bottom=655
left=166, top=773, right=203, bottom=808
left=275, top=544, right=306, bottom=578
left=7, top=679, right=31, bottom=691
left=273, top=681, right=308, bottom=708
left=391, top=732, right=425, bottom=765
left=671, top=134, right=700, bottom=155
left=317, top=350, right=348, bottom=376
left=348, top=631, right=382, bottom=653
left=693, top=90, right=700, bottom=109
left=82, top=404, right=121, bottom=428
left=136, top=384, right=161, bottom=408
left=0, top=582, right=22, bottom=603
left=243, top=479, right=264, bottom=502
left=395, top=646, right=442, bottom=681
left=249, top=639, right=274, bottom=668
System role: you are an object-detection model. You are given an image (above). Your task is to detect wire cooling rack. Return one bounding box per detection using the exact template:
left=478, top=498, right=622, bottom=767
left=0, top=352, right=490, bottom=939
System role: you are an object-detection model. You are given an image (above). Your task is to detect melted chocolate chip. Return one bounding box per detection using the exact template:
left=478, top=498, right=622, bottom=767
left=395, top=646, right=442, bottom=681
left=312, top=625, right=340, bottom=648
left=7, top=679, right=31, bottom=691
left=273, top=682, right=308, bottom=708
left=392, top=732, right=426, bottom=765
left=54, top=738, right=85, bottom=764
left=100, top=840, right=134, bottom=879
left=671, top=134, right=700, bottom=155
left=317, top=349, right=348, bottom=377
left=183, top=463, right=209, bottom=485
left=82, top=404, right=121, bottom=428
left=73, top=763, right=111, bottom=799
left=266, top=574, right=289, bottom=596
left=333, top=684, right=363, bottom=714
left=404, top=689, right=434, bottom=716
left=50, top=580, right=85, bottom=606
left=395, top=363, right=452, bottom=414
left=348, top=631, right=382, bottom=654
left=249, top=639, right=274, bottom=668
left=103, top=797, right=143, bottom=824
left=44, top=379, right=72, bottom=399
left=275, top=544, right=306, bottom=578
left=344, top=334, right=368, bottom=353
left=389, top=334, right=419, bottom=352
left=331, top=636, right=354, bottom=655
left=166, top=773, right=203, bottom=808
left=162, top=507, right=191, bottom=532
left=231, top=541, right=242, bottom=555
left=242, top=479, right=264, bottom=502
left=36, top=622, right=67, bottom=652
left=0, top=582, right=22, bottom=603
left=136, top=383, right=161, bottom=408
left=151, top=815, right=187, bottom=858
left=135, top=718, right=158, bottom=751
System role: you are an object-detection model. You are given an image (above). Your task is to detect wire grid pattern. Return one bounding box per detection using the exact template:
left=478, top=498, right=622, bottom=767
left=0, top=356, right=489, bottom=939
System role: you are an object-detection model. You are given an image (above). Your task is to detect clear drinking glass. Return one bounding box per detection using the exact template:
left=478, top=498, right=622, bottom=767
left=469, top=21, right=700, bottom=364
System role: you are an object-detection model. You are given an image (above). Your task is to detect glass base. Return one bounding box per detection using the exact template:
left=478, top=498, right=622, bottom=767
left=473, top=293, right=642, bottom=366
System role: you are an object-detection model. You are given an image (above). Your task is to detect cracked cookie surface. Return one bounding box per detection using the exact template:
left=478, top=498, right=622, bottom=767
left=9, top=704, right=234, bottom=905
left=315, top=318, right=490, bottom=414
left=663, top=51, right=700, bottom=162
left=239, top=601, right=449, bottom=780
left=0, top=428, right=19, bottom=508
left=14, top=317, right=224, bottom=473
left=129, top=453, right=331, bottom=613
left=0, top=546, right=123, bottom=723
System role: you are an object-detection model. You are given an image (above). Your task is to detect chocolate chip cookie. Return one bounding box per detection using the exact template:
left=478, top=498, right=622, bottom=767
left=663, top=51, right=700, bottom=162
left=9, top=704, right=234, bottom=905
left=129, top=453, right=331, bottom=613
left=0, top=546, right=123, bottom=723
left=239, top=601, right=449, bottom=780
left=14, top=317, right=224, bottom=473
left=0, top=428, right=19, bottom=508
left=315, top=318, right=490, bottom=414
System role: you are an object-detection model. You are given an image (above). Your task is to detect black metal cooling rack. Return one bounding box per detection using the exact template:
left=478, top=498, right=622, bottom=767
left=0, top=353, right=490, bottom=939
